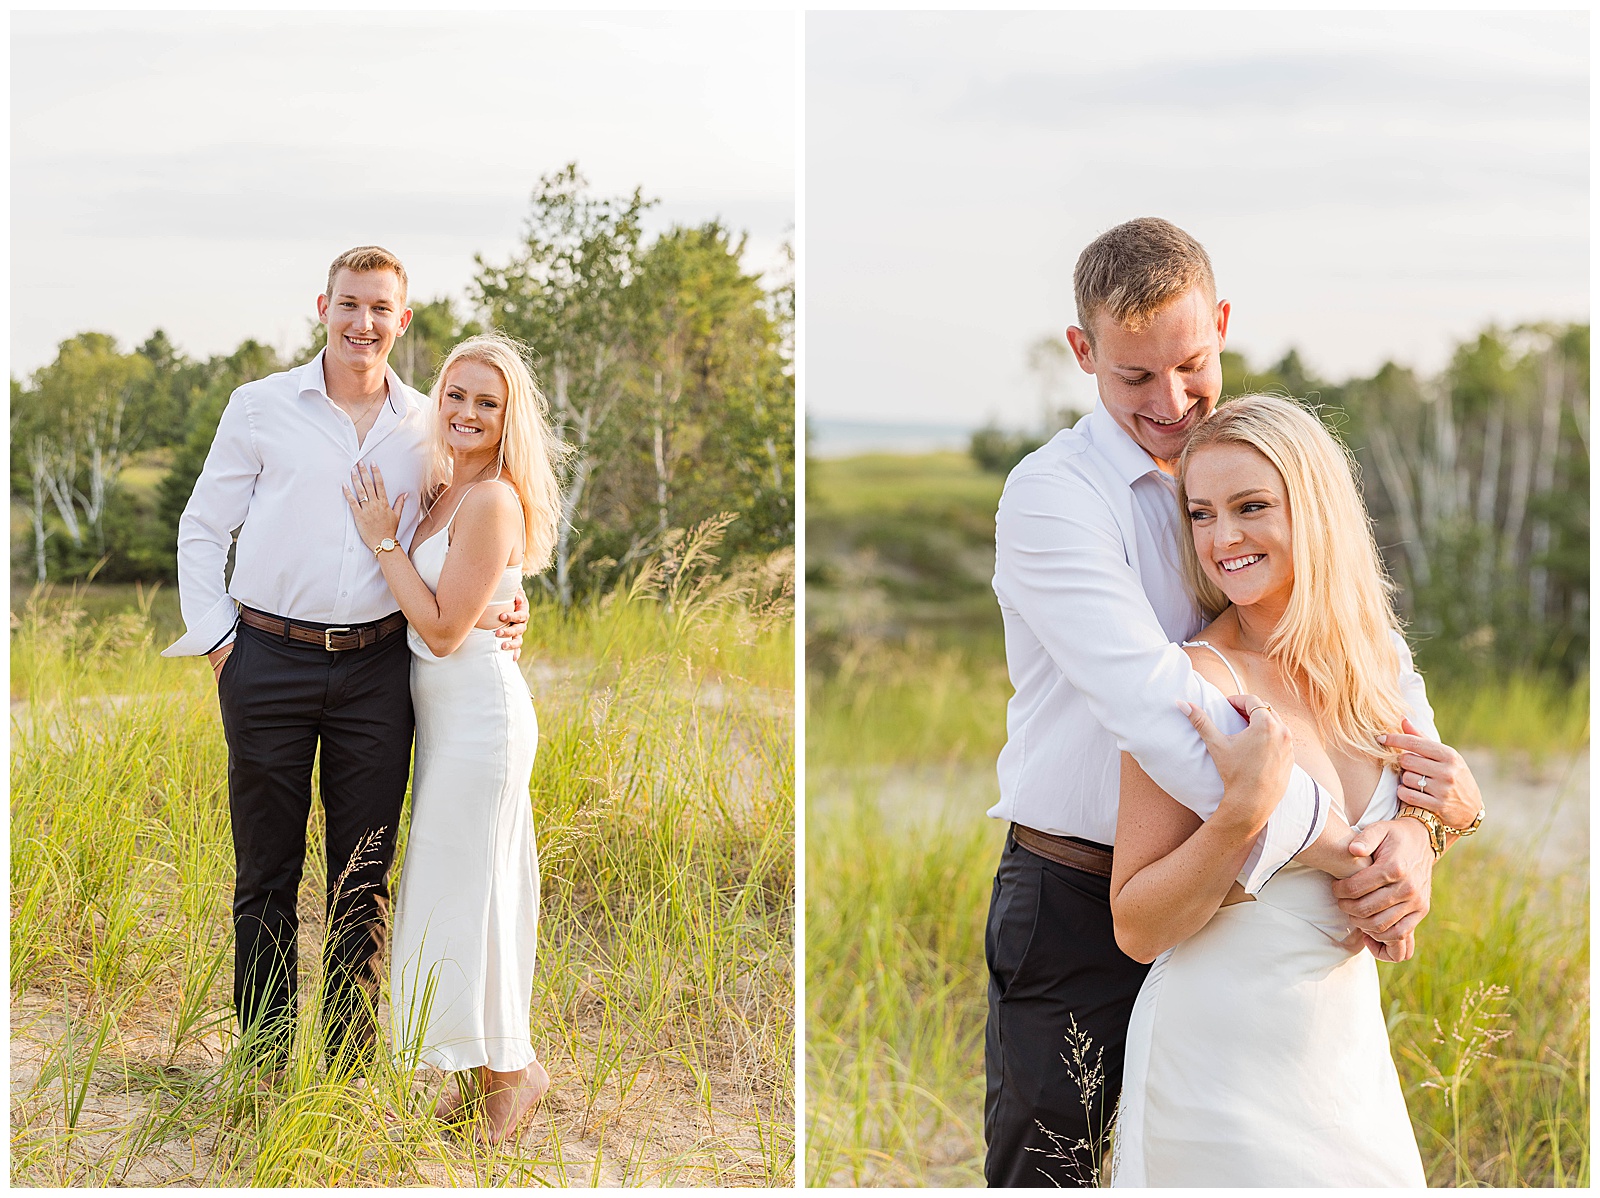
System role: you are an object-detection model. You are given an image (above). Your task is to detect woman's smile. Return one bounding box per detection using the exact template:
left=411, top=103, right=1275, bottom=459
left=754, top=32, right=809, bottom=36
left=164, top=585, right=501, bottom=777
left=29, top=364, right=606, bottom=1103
left=439, top=358, right=508, bottom=455
left=1183, top=441, right=1295, bottom=613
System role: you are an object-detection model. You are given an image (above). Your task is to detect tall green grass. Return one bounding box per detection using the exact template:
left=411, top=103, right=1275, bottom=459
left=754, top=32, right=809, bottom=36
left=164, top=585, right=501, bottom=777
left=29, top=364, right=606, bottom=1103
left=806, top=641, right=1010, bottom=770
left=1427, top=672, right=1592, bottom=765
left=807, top=452, right=1003, bottom=518
left=11, top=559, right=794, bottom=1186
left=805, top=642, right=1589, bottom=1188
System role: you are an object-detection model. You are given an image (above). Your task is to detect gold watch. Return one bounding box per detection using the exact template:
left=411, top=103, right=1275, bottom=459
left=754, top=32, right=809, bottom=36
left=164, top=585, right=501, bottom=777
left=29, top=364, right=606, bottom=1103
left=1446, top=806, right=1484, bottom=838
left=373, top=537, right=398, bottom=557
left=1396, top=803, right=1447, bottom=859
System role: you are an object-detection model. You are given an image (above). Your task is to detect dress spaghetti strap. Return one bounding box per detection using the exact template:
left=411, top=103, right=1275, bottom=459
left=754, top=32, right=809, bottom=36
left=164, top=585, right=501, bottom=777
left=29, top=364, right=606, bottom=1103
left=438, top=474, right=524, bottom=568
left=439, top=482, right=481, bottom=543
left=1183, top=639, right=1245, bottom=696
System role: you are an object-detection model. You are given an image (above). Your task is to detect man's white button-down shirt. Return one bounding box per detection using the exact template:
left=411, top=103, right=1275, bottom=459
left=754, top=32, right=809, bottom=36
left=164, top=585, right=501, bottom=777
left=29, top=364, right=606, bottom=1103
left=989, top=404, right=1436, bottom=892
left=164, top=351, right=430, bottom=658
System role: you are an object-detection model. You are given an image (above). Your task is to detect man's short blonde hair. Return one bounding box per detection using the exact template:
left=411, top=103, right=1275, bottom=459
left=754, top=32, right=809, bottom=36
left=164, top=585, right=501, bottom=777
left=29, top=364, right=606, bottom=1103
left=1073, top=218, right=1215, bottom=344
left=325, top=246, right=409, bottom=305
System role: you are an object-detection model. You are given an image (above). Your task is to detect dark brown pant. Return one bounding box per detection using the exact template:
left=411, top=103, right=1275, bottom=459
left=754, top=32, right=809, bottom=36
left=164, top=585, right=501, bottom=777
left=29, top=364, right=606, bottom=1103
left=984, top=828, right=1151, bottom=1187
left=216, top=617, right=413, bottom=1066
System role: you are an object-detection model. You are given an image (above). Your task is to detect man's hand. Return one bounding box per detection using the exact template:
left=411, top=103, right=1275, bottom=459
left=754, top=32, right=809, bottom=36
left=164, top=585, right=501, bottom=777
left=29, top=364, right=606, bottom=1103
left=1331, top=816, right=1433, bottom=943
left=1335, top=925, right=1414, bottom=962
left=496, top=590, right=528, bottom=663
left=1362, top=931, right=1415, bottom=963
left=208, top=642, right=234, bottom=683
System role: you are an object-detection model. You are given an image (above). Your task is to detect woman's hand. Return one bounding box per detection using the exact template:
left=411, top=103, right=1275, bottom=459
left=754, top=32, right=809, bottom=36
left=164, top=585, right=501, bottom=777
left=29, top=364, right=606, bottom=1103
left=1181, top=693, right=1295, bottom=838
left=1381, top=718, right=1484, bottom=832
left=343, top=463, right=407, bottom=551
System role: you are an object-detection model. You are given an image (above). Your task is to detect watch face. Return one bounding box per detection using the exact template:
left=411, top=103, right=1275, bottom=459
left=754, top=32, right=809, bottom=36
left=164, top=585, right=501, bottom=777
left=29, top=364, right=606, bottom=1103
left=379, top=538, right=396, bottom=551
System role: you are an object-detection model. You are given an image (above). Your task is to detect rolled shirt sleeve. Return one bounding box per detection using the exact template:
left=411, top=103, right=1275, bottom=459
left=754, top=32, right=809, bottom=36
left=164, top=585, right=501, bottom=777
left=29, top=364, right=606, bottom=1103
left=163, top=389, right=259, bottom=657
left=996, top=470, right=1326, bottom=892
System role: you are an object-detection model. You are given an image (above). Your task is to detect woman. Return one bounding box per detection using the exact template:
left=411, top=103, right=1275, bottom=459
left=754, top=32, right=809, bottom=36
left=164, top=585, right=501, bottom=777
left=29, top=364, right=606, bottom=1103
left=345, top=332, right=564, bottom=1146
left=1108, top=395, right=1483, bottom=1186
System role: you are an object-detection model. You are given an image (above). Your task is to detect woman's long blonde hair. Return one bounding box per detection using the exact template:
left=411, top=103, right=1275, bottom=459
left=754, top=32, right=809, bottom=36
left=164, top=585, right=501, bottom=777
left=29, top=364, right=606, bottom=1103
left=422, top=332, right=566, bottom=575
left=1176, top=394, right=1408, bottom=765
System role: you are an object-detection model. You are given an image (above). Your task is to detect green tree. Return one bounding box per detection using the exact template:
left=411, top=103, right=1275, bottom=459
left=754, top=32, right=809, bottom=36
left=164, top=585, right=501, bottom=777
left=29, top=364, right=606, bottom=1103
left=474, top=163, right=654, bottom=605
left=153, top=339, right=285, bottom=577
left=613, top=221, right=794, bottom=568
left=13, top=333, right=156, bottom=577
left=130, top=328, right=210, bottom=448
left=393, top=297, right=477, bottom=391
left=968, top=424, right=1042, bottom=475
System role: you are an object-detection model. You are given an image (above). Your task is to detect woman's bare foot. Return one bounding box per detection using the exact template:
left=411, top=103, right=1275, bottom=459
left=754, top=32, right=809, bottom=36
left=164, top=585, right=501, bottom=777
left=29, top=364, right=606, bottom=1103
left=473, top=1060, right=550, bottom=1147
left=433, top=1074, right=473, bottom=1124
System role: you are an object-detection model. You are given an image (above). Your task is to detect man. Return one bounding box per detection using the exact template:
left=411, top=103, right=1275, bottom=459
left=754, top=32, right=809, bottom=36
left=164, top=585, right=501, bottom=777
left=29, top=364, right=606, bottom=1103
left=164, top=247, right=524, bottom=1070
left=983, top=218, right=1482, bottom=1185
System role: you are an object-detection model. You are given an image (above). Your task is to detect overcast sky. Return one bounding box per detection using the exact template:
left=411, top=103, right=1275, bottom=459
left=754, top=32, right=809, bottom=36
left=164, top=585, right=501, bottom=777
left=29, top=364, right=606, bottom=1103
left=11, top=11, right=795, bottom=377
left=806, top=11, right=1588, bottom=429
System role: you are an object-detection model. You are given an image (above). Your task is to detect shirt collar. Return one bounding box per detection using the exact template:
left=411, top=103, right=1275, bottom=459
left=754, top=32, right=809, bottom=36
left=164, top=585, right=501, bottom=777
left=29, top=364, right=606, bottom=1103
left=1086, top=403, right=1172, bottom=489
left=299, top=348, right=408, bottom=414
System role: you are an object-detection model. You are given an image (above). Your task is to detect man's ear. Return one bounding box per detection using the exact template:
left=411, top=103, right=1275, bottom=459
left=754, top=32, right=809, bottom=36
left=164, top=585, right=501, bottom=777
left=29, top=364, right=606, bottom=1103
left=1214, top=299, right=1231, bottom=352
left=316, top=293, right=330, bottom=325
left=1064, top=325, right=1096, bottom=374
left=396, top=306, right=414, bottom=337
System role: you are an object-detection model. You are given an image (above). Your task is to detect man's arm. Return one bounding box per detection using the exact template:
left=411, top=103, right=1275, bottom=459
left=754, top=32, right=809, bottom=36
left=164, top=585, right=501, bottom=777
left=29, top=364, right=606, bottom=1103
left=162, top=390, right=260, bottom=659
left=1110, top=696, right=1301, bottom=962
left=996, top=470, right=1326, bottom=891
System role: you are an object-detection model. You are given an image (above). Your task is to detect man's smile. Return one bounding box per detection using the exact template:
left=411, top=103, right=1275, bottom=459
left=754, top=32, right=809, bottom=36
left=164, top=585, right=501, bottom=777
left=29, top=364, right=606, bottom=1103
left=1140, top=404, right=1200, bottom=432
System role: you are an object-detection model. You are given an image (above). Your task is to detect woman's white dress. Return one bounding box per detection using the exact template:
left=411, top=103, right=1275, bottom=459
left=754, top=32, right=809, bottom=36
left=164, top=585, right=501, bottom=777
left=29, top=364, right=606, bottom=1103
left=1112, top=645, right=1427, bottom=1187
left=390, top=501, right=540, bottom=1074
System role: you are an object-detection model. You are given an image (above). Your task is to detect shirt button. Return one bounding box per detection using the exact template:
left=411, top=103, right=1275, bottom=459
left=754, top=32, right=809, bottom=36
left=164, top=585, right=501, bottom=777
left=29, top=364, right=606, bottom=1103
left=341, top=591, right=348, bottom=597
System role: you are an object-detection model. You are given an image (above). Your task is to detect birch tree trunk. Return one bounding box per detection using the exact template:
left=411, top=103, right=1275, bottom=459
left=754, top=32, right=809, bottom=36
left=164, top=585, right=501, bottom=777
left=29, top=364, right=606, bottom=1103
left=546, top=350, right=625, bottom=608
left=653, top=370, right=669, bottom=540
left=1367, top=421, right=1431, bottom=597
left=1500, top=410, right=1534, bottom=580
left=1472, top=399, right=1504, bottom=610
left=30, top=435, right=83, bottom=545
left=30, top=459, right=51, bottom=581
left=1526, top=354, right=1565, bottom=621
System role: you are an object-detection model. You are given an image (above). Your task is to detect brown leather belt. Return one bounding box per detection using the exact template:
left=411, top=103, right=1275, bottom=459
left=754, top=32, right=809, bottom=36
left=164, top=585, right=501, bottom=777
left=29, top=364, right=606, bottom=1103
left=237, top=606, right=407, bottom=652
left=1012, top=824, right=1115, bottom=878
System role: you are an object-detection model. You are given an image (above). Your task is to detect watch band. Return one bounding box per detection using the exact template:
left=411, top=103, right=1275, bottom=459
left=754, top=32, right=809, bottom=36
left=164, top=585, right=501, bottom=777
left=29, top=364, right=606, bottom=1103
left=1396, top=803, right=1447, bottom=858
left=1444, top=806, right=1484, bottom=837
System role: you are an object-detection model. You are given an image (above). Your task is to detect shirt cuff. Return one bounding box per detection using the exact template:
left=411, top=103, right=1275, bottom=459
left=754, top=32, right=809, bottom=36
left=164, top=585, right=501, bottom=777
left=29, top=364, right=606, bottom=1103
left=162, top=595, right=239, bottom=657
left=1238, top=776, right=1328, bottom=894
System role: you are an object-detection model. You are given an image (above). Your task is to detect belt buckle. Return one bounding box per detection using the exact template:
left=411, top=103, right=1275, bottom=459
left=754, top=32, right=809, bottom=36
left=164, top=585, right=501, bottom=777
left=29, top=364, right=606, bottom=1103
left=323, top=626, right=351, bottom=651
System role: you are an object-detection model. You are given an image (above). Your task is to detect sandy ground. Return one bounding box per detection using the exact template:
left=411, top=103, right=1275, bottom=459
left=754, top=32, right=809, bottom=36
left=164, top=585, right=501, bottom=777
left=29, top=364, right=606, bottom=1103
left=806, top=744, right=1587, bottom=1188
left=11, top=665, right=793, bottom=1187
left=10, top=928, right=784, bottom=1187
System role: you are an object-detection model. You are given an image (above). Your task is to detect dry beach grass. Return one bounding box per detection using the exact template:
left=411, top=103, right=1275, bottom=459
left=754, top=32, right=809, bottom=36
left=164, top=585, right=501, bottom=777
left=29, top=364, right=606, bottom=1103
left=10, top=549, right=795, bottom=1187
left=805, top=449, right=1588, bottom=1189
left=804, top=644, right=1589, bottom=1188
